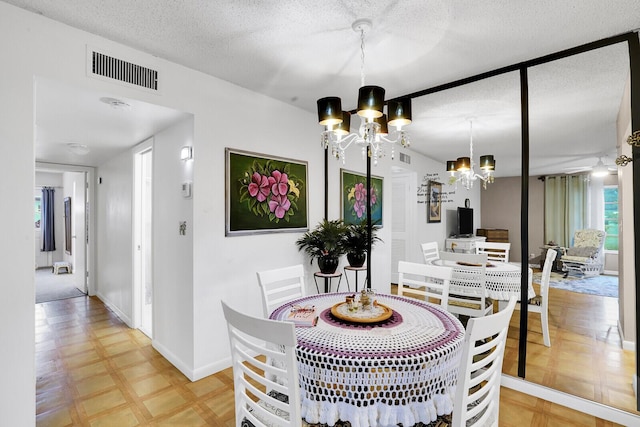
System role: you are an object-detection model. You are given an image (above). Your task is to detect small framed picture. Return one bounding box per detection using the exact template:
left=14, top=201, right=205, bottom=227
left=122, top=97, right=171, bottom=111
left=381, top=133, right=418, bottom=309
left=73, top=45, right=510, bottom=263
left=340, top=169, right=383, bottom=226
left=427, top=181, right=442, bottom=223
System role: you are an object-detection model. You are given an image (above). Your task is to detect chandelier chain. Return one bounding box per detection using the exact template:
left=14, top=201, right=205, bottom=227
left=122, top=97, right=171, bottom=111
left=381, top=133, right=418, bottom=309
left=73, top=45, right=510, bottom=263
left=316, top=18, right=411, bottom=165
left=360, top=26, right=366, bottom=87
left=448, top=119, right=494, bottom=190
left=469, top=121, right=474, bottom=167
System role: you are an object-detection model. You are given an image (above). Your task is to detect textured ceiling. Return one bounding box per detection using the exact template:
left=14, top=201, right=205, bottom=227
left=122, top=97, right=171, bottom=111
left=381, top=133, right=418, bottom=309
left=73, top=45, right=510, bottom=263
left=7, top=0, right=639, bottom=175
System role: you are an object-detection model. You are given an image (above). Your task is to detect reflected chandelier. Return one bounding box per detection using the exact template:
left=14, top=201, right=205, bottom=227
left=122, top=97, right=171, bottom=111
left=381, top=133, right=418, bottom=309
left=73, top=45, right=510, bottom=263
left=446, top=119, right=495, bottom=190
left=316, top=19, right=411, bottom=165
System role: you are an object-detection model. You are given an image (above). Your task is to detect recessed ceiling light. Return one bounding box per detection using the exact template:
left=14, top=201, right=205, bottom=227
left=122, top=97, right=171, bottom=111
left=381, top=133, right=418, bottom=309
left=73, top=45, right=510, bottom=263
left=67, top=143, right=90, bottom=155
left=99, top=97, right=131, bottom=111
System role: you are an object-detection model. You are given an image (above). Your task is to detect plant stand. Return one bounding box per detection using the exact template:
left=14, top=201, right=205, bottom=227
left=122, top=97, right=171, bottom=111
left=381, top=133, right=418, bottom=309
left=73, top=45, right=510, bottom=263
left=313, top=271, right=343, bottom=293
left=344, top=265, right=368, bottom=292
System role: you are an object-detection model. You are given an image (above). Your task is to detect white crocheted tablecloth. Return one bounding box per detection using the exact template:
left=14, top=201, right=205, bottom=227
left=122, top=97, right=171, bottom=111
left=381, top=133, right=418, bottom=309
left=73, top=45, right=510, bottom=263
left=270, top=293, right=464, bottom=427
left=432, top=259, right=535, bottom=301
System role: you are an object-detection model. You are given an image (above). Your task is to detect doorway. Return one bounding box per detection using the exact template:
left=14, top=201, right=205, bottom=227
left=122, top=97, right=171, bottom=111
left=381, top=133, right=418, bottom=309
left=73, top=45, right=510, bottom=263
left=35, top=166, right=91, bottom=303
left=134, top=140, right=153, bottom=338
left=391, top=168, right=417, bottom=283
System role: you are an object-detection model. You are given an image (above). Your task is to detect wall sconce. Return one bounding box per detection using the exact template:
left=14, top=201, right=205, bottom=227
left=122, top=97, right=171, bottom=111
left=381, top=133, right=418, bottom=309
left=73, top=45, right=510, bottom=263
left=615, top=131, right=640, bottom=167
left=180, top=146, right=193, bottom=161
left=616, top=155, right=633, bottom=167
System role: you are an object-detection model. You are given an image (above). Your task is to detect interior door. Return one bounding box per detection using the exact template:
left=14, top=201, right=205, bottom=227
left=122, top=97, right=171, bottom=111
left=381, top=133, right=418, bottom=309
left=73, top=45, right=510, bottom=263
left=391, top=169, right=416, bottom=283
left=134, top=141, right=153, bottom=338
left=71, top=171, right=87, bottom=292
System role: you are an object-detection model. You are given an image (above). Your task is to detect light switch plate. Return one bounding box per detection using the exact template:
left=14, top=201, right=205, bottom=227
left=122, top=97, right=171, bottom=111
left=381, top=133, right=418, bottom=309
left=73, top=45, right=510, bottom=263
left=181, top=181, right=192, bottom=198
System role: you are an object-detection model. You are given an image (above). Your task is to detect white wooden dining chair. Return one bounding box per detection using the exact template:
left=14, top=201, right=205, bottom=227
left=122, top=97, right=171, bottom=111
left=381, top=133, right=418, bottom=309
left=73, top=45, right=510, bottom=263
left=421, top=241, right=440, bottom=263
left=221, top=300, right=302, bottom=427
left=440, top=252, right=493, bottom=318
left=452, top=297, right=517, bottom=427
left=475, top=241, right=511, bottom=263
left=397, top=260, right=452, bottom=308
left=515, top=248, right=557, bottom=347
left=257, top=264, right=306, bottom=317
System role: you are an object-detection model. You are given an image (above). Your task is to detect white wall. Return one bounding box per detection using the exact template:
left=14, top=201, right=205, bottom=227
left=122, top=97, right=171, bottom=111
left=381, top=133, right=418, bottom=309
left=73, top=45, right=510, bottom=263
left=395, top=147, right=481, bottom=262
left=0, top=4, right=37, bottom=422
left=391, top=147, right=482, bottom=262
left=96, top=148, right=135, bottom=324
left=151, top=117, right=195, bottom=374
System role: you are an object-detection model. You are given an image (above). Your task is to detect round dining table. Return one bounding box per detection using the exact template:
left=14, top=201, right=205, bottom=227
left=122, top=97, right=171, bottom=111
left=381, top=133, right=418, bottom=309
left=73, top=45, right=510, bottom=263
left=270, top=292, right=465, bottom=427
left=430, top=258, right=535, bottom=301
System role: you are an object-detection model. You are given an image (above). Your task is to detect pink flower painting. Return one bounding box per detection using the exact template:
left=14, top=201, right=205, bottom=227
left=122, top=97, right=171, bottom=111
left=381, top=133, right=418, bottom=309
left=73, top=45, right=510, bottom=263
left=236, top=153, right=305, bottom=226
left=342, top=170, right=382, bottom=226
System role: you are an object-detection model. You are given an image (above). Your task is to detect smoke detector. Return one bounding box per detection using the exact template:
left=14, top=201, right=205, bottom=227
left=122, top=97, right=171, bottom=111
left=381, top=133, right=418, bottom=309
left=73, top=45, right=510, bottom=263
left=67, top=143, right=90, bottom=156
left=100, top=97, right=131, bottom=111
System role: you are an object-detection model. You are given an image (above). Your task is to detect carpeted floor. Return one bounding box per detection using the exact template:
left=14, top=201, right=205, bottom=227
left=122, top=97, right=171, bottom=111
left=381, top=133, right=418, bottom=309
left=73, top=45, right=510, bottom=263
left=533, top=270, right=618, bottom=298
left=35, top=267, right=85, bottom=303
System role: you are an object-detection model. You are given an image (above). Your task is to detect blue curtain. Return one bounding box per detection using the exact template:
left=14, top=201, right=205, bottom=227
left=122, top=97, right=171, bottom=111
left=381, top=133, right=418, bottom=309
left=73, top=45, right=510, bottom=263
left=41, top=187, right=56, bottom=252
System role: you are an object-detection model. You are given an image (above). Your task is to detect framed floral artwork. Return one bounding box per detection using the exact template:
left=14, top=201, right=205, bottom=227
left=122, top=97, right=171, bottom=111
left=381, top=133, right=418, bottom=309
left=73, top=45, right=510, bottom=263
left=341, top=169, right=383, bottom=226
left=427, top=181, right=442, bottom=223
left=226, top=148, right=308, bottom=236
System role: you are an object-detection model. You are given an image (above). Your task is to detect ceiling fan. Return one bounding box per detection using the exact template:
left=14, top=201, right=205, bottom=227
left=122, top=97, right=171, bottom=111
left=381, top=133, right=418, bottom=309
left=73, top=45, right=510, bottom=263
left=563, top=156, right=616, bottom=176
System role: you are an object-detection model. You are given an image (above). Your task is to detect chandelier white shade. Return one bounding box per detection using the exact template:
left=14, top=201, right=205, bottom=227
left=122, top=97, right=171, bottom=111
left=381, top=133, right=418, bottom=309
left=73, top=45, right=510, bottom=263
left=317, top=19, right=411, bottom=165
left=446, top=120, right=495, bottom=190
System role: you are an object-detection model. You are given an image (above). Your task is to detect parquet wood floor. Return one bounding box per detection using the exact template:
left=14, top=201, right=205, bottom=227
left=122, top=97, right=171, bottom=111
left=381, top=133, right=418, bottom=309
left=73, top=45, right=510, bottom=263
left=36, top=297, right=236, bottom=426
left=503, top=282, right=638, bottom=415
left=36, top=293, right=630, bottom=426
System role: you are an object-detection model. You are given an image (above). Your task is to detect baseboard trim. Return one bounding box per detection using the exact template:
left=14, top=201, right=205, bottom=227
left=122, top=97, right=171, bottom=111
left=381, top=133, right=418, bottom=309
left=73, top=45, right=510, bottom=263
left=96, top=292, right=132, bottom=327
left=617, top=320, right=636, bottom=351
left=192, top=358, right=232, bottom=382
left=95, top=293, right=230, bottom=383
left=501, top=375, right=640, bottom=425
left=152, top=340, right=196, bottom=381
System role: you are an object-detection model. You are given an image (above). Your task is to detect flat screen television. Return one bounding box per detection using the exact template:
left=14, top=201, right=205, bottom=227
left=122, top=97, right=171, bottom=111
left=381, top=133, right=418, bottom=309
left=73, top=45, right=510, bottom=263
left=457, top=207, right=474, bottom=237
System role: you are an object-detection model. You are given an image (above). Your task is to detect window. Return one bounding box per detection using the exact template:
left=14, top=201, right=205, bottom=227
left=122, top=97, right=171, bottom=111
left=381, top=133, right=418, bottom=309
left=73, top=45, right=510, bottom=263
left=603, top=186, right=618, bottom=251
left=35, top=197, right=41, bottom=229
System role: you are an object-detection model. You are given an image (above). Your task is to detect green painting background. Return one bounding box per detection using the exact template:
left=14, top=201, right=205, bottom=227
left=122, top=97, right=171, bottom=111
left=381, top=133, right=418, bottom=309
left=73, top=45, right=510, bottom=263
left=341, top=169, right=383, bottom=226
left=227, top=150, right=308, bottom=234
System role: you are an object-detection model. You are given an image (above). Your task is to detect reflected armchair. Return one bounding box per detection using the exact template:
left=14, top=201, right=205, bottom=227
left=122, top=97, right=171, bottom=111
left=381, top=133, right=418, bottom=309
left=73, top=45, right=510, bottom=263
left=560, top=229, right=606, bottom=277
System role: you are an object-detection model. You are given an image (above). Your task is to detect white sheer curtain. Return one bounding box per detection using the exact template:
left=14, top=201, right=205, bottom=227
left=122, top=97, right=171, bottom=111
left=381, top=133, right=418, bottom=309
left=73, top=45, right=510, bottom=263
left=544, top=174, right=589, bottom=247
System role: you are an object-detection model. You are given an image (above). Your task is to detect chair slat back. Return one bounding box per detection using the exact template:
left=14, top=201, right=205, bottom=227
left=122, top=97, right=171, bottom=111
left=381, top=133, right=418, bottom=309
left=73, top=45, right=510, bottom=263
left=452, top=297, right=517, bottom=427
left=538, top=248, right=557, bottom=307
left=421, top=241, right=440, bottom=263
left=475, top=241, right=511, bottom=263
left=397, top=260, right=452, bottom=307
left=257, top=264, right=306, bottom=317
left=440, top=252, right=491, bottom=318
left=222, top=301, right=301, bottom=427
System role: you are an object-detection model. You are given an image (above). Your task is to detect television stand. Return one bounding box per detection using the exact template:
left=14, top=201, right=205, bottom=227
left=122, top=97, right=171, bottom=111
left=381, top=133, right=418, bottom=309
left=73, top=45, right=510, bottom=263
left=445, top=236, right=486, bottom=253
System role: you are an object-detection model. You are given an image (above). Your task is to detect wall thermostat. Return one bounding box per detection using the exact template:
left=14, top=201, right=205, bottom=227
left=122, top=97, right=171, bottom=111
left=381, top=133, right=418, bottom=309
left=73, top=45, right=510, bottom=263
left=181, top=181, right=192, bottom=198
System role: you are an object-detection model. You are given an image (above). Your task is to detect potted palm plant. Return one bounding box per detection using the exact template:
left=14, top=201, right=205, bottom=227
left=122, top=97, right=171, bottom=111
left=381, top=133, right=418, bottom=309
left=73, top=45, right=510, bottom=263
left=296, top=219, right=347, bottom=274
left=343, top=220, right=382, bottom=268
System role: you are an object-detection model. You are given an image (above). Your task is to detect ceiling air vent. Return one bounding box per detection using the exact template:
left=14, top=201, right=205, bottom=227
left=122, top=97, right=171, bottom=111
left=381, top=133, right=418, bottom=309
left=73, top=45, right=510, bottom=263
left=90, top=50, right=158, bottom=91
left=399, top=152, right=411, bottom=164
